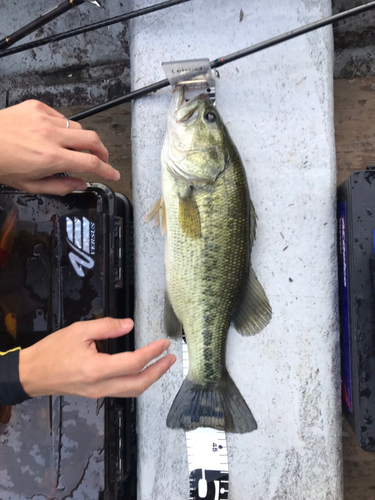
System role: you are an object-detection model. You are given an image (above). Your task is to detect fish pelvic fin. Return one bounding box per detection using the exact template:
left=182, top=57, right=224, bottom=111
left=178, top=192, right=201, bottom=239
left=233, top=267, right=272, bottom=336
left=143, top=197, right=167, bottom=235
left=164, top=291, right=182, bottom=339
left=166, top=371, right=257, bottom=433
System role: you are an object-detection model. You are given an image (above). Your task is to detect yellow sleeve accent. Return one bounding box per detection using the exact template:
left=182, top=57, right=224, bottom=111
left=0, top=347, right=21, bottom=356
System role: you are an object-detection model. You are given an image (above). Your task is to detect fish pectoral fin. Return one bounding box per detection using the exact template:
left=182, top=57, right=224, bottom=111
left=143, top=197, right=167, bottom=235
left=164, top=291, right=182, bottom=339
left=232, top=267, right=272, bottom=336
left=143, top=198, right=161, bottom=223
left=178, top=192, right=201, bottom=239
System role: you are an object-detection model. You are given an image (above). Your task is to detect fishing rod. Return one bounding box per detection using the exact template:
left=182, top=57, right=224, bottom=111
left=0, top=0, right=103, bottom=52
left=69, top=0, right=375, bottom=122
left=0, top=0, right=190, bottom=59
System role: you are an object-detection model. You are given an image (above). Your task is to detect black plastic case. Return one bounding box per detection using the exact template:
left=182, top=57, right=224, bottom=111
left=0, top=184, right=136, bottom=499
left=338, top=171, right=375, bottom=452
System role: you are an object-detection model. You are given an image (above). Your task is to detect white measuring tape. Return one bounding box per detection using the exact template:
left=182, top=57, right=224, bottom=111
left=182, top=342, right=229, bottom=500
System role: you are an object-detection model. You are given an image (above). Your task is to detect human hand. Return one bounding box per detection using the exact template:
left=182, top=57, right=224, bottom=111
left=0, top=100, right=121, bottom=195
left=19, top=317, right=176, bottom=399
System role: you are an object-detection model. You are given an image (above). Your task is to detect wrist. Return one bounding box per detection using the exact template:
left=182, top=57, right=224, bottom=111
left=19, top=346, right=41, bottom=398
left=0, top=349, right=31, bottom=404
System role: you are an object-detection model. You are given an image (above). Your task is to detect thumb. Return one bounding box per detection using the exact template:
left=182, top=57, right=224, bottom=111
left=79, top=317, right=134, bottom=342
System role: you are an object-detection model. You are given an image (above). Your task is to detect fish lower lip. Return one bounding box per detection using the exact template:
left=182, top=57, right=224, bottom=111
left=177, top=93, right=208, bottom=111
left=177, top=99, right=189, bottom=110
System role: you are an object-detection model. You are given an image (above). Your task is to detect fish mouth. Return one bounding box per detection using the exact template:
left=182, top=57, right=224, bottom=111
left=176, top=89, right=208, bottom=108
left=172, top=87, right=210, bottom=123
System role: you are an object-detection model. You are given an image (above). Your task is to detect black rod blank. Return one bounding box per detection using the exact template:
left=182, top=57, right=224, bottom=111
left=210, top=0, right=375, bottom=69
left=69, top=0, right=375, bottom=121
left=0, top=0, right=190, bottom=58
left=69, top=79, right=170, bottom=121
left=0, top=0, right=86, bottom=51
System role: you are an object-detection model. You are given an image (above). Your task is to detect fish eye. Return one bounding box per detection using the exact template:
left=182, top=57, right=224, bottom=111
left=204, top=112, right=216, bottom=123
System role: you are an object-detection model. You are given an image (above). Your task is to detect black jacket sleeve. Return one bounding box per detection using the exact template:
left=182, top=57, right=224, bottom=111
left=0, top=348, right=31, bottom=405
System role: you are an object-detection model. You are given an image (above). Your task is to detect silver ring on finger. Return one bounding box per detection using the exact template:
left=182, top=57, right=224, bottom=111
left=66, top=118, right=70, bottom=129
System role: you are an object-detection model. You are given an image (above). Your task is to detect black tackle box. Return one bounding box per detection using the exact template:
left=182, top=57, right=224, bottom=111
left=0, top=183, right=136, bottom=499
left=338, top=170, right=375, bottom=452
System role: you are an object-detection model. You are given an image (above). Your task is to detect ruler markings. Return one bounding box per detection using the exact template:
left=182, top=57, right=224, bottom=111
left=182, top=340, right=229, bottom=499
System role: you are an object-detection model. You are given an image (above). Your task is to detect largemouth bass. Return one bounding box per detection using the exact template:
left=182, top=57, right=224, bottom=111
left=146, top=87, right=272, bottom=433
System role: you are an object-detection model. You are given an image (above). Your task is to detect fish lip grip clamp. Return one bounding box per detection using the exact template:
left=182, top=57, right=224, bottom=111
left=162, top=58, right=217, bottom=103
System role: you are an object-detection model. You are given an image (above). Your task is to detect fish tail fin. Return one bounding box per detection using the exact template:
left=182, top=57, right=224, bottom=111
left=166, top=371, right=257, bottom=433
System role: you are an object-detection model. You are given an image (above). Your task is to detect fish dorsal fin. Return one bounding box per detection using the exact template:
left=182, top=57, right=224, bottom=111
left=178, top=192, right=201, bottom=239
left=143, top=197, right=167, bottom=235
left=232, top=267, right=272, bottom=336
left=164, top=291, right=182, bottom=339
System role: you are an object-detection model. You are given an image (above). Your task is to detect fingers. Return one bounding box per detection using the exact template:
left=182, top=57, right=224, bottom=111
left=0, top=100, right=121, bottom=194
left=134, top=353, right=177, bottom=393
left=59, top=149, right=120, bottom=181
left=97, top=338, right=171, bottom=379
left=51, top=117, right=82, bottom=130
left=123, top=340, right=172, bottom=374
left=24, top=176, right=88, bottom=196
left=74, top=317, right=175, bottom=397
left=21, top=101, right=114, bottom=173
left=40, top=116, right=106, bottom=162
left=19, top=313, right=177, bottom=399
left=79, top=317, right=134, bottom=342
left=90, top=354, right=177, bottom=399
left=58, top=129, right=109, bottom=164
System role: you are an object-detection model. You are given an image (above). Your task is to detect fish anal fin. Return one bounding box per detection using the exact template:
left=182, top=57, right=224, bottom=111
left=178, top=193, right=201, bottom=239
left=164, top=292, right=182, bottom=339
left=233, top=267, right=272, bottom=336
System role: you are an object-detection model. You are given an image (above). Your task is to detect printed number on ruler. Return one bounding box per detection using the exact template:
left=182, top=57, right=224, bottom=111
left=182, top=341, right=229, bottom=500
